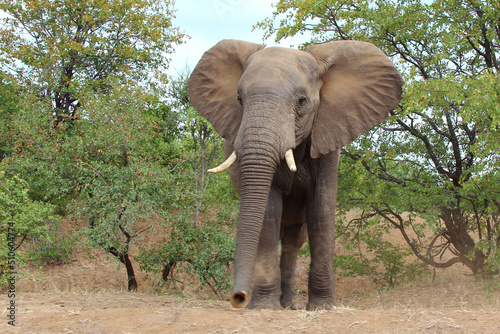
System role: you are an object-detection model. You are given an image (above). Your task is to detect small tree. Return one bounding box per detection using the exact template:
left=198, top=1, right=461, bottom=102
left=0, top=0, right=186, bottom=290
left=72, top=83, right=177, bottom=291
left=167, top=74, right=228, bottom=226
left=0, top=0, right=185, bottom=124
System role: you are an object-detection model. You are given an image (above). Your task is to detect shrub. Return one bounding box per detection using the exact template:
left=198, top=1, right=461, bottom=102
left=138, top=207, right=237, bottom=299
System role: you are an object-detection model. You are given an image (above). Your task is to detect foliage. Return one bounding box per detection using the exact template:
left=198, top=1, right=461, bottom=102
left=0, top=0, right=188, bottom=290
left=0, top=0, right=238, bottom=297
left=0, top=167, right=58, bottom=283
left=137, top=207, right=237, bottom=299
left=259, top=0, right=500, bottom=278
left=166, top=73, right=232, bottom=226
left=334, top=213, right=429, bottom=287
left=1, top=74, right=182, bottom=289
left=0, top=0, right=185, bottom=123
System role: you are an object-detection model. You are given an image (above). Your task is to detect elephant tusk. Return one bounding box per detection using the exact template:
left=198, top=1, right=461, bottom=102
left=285, top=149, right=297, bottom=172
left=208, top=151, right=237, bottom=174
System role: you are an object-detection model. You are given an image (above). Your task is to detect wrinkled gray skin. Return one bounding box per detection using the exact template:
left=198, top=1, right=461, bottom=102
left=188, top=39, right=403, bottom=310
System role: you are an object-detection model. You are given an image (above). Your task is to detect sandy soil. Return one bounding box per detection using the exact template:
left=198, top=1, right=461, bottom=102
left=2, top=288, right=500, bottom=334
left=2, top=254, right=500, bottom=334
left=2, top=216, right=500, bottom=334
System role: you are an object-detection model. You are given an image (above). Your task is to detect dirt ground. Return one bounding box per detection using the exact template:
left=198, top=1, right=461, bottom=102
left=2, top=290, right=500, bottom=334
left=2, top=251, right=500, bottom=334
left=2, top=213, right=500, bottom=334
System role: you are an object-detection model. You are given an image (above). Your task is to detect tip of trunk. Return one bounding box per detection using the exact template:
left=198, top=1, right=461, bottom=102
left=231, top=290, right=248, bottom=308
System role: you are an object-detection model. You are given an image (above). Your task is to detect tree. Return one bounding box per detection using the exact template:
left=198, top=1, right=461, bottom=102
left=0, top=0, right=185, bottom=124
left=0, top=0, right=186, bottom=290
left=259, top=0, right=500, bottom=277
left=2, top=78, right=177, bottom=290
left=72, top=83, right=175, bottom=291
left=136, top=72, right=238, bottom=297
left=167, top=73, right=228, bottom=226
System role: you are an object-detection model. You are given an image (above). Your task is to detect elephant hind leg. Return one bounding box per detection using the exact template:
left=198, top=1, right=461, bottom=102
left=280, top=223, right=307, bottom=310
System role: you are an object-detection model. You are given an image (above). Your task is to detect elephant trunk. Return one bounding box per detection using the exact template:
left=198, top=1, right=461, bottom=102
left=230, top=107, right=288, bottom=307
left=231, top=149, right=278, bottom=308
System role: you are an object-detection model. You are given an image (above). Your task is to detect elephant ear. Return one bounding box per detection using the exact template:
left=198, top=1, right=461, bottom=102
left=306, top=40, right=404, bottom=158
left=188, top=39, right=265, bottom=140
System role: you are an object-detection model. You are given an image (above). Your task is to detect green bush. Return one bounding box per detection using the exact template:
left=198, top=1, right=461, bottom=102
left=26, top=223, right=77, bottom=267
left=138, top=207, right=236, bottom=299
left=297, top=217, right=428, bottom=288
left=334, top=217, right=429, bottom=287
left=0, top=168, right=57, bottom=284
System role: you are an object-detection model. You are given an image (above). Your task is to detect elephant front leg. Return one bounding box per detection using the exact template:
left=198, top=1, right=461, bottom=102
left=247, top=186, right=283, bottom=310
left=305, top=151, right=340, bottom=311
left=280, top=223, right=306, bottom=309
left=305, top=221, right=336, bottom=310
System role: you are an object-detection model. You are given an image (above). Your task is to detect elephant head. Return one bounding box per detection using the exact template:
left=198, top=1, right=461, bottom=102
left=188, top=39, right=403, bottom=308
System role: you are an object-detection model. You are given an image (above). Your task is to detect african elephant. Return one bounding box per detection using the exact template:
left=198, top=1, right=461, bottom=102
left=187, top=39, right=403, bottom=310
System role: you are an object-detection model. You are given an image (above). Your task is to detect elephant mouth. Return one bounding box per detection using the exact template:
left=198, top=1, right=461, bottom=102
left=208, top=148, right=297, bottom=174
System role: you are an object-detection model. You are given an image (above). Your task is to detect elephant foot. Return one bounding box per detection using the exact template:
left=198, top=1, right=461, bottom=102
left=285, top=301, right=303, bottom=310
left=281, top=296, right=303, bottom=310
left=247, top=297, right=283, bottom=310
left=306, top=298, right=335, bottom=311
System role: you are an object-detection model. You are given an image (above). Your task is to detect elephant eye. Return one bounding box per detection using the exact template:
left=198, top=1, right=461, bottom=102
left=237, top=96, right=243, bottom=106
left=297, top=96, right=307, bottom=108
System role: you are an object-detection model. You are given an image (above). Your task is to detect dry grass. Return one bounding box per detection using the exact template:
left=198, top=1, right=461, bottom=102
left=6, top=257, right=500, bottom=334
left=8, top=211, right=500, bottom=327
left=12, top=247, right=500, bottom=316
left=5, top=211, right=500, bottom=333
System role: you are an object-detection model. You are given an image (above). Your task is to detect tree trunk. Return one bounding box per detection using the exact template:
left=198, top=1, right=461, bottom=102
left=108, top=246, right=138, bottom=291
left=123, top=252, right=138, bottom=291
left=162, top=260, right=177, bottom=281
left=439, top=207, right=488, bottom=275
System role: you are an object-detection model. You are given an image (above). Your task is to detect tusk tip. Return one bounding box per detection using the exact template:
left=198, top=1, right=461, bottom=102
left=285, top=149, right=297, bottom=173
left=208, top=151, right=237, bottom=174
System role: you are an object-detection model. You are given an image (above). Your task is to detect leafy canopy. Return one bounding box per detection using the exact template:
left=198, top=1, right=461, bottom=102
left=0, top=0, right=189, bottom=289
left=0, top=0, right=185, bottom=122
